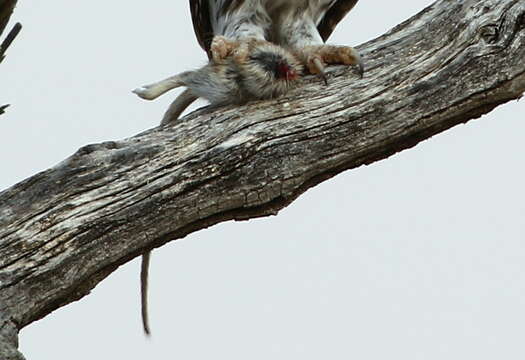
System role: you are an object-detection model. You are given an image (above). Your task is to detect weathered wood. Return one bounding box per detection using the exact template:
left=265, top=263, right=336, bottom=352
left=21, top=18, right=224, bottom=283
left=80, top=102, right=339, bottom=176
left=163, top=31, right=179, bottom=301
left=1, top=1, right=25, bottom=358
left=0, top=0, right=524, bottom=357
left=0, top=310, right=24, bottom=359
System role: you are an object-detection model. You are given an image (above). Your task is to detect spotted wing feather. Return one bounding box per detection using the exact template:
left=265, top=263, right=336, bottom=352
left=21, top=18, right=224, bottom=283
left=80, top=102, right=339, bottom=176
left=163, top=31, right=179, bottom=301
left=189, top=0, right=359, bottom=54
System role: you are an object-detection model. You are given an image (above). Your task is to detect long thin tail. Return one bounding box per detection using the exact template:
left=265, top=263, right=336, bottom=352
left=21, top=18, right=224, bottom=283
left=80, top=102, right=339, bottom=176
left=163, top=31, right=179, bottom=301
left=141, top=251, right=151, bottom=336
left=160, top=88, right=199, bottom=125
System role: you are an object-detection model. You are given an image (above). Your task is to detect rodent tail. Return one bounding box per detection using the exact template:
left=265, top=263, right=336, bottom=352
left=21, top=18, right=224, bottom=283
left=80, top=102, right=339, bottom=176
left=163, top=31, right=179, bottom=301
left=141, top=251, right=151, bottom=336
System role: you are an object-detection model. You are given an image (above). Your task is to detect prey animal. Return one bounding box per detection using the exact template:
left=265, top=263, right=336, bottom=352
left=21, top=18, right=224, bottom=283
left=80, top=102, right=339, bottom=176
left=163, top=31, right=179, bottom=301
left=133, top=38, right=303, bottom=125
left=133, top=38, right=302, bottom=335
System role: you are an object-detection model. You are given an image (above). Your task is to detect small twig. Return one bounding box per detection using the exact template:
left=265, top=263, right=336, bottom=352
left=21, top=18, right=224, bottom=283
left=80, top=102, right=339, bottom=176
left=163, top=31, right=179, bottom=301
left=0, top=22, right=22, bottom=116
left=0, top=21, right=21, bottom=62
left=0, top=104, right=9, bottom=115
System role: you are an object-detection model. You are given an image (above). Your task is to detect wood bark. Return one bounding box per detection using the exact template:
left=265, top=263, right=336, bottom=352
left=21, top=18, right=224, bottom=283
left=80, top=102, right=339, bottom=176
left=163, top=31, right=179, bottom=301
left=1, top=3, right=24, bottom=359
left=1, top=0, right=525, bottom=357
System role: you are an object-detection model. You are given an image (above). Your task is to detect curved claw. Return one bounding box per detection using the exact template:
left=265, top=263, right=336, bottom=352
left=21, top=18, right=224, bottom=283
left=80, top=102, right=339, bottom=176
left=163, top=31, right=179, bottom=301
left=313, top=58, right=328, bottom=85
left=305, top=45, right=364, bottom=83
left=353, top=50, right=365, bottom=78
left=357, top=62, right=364, bottom=78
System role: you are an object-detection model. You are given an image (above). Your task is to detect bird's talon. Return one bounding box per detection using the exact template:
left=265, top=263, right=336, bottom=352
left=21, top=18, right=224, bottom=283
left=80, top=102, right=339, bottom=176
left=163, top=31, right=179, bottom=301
left=301, top=44, right=364, bottom=80
left=309, top=57, right=328, bottom=84
left=210, top=35, right=239, bottom=63
left=318, top=71, right=328, bottom=85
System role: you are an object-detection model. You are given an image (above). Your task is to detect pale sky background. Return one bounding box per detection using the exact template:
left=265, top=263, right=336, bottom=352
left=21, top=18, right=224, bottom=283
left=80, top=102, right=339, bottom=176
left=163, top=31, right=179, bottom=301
left=1, top=1, right=524, bottom=359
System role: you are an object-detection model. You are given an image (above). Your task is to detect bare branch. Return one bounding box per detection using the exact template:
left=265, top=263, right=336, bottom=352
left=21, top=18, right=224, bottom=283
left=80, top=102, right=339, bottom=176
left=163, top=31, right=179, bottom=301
left=0, top=1, right=20, bottom=119
left=0, top=103, right=9, bottom=114
left=0, top=0, right=18, bottom=37
left=0, top=21, right=22, bottom=62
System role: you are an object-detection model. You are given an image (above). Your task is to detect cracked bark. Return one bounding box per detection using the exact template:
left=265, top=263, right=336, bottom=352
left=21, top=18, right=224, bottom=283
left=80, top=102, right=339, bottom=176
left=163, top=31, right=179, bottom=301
left=1, top=0, right=525, bottom=357
left=1, top=2, right=25, bottom=359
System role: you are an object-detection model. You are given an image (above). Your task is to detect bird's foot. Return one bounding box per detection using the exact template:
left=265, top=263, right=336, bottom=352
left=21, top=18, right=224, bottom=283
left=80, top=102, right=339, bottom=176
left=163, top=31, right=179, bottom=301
left=299, top=45, right=364, bottom=84
left=211, top=36, right=272, bottom=64
left=210, top=36, right=241, bottom=63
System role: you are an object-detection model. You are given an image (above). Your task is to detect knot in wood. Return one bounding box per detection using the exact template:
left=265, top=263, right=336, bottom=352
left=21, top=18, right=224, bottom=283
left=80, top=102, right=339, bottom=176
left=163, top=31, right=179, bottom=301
left=479, top=24, right=499, bottom=44
left=518, top=11, right=525, bottom=31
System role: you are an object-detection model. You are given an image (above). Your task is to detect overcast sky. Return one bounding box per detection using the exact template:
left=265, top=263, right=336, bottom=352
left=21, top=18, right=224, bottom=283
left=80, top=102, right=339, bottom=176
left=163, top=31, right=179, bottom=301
left=2, top=1, right=524, bottom=359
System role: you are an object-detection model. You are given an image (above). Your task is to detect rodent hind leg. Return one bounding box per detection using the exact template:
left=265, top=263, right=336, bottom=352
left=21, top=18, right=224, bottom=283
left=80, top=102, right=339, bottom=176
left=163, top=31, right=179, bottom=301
left=160, top=89, right=199, bottom=125
left=133, top=74, right=185, bottom=100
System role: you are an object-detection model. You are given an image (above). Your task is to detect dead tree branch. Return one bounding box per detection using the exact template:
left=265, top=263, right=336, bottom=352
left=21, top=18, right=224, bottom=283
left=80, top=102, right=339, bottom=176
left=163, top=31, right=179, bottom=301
left=0, top=0, right=17, bottom=35
left=0, top=0, right=20, bottom=117
left=0, top=21, right=21, bottom=62
left=1, top=0, right=525, bottom=357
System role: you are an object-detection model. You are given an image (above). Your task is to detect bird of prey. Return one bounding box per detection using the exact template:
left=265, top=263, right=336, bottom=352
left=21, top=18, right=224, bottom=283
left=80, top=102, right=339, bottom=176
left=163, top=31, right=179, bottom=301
left=137, top=1, right=363, bottom=335
left=189, top=0, right=363, bottom=79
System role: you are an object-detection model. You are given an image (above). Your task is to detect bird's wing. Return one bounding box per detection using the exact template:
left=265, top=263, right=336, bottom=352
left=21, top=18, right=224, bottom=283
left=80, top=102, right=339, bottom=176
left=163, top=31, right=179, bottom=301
left=317, top=0, right=359, bottom=42
left=190, top=0, right=217, bottom=58
left=189, top=0, right=359, bottom=56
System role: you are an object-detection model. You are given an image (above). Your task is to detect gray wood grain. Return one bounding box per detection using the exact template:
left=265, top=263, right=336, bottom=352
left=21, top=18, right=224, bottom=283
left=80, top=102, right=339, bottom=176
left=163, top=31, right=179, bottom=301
left=1, top=1, right=25, bottom=357
left=1, top=0, right=525, bottom=357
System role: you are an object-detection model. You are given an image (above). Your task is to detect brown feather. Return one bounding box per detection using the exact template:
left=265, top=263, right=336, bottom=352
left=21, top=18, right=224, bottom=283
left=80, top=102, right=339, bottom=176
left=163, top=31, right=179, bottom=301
left=190, top=1, right=359, bottom=61
left=190, top=0, right=214, bottom=58
left=317, top=0, right=359, bottom=42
